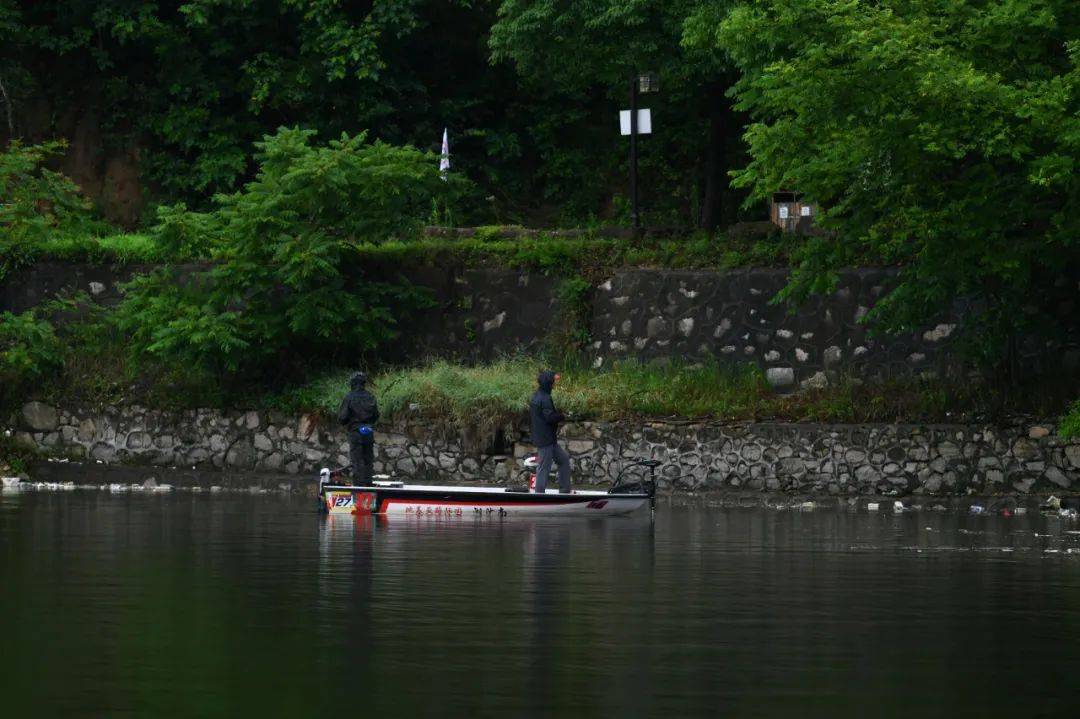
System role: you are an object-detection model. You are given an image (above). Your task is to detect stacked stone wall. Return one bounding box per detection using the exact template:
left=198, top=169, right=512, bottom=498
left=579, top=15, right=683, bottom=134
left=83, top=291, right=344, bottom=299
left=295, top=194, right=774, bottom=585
left=8, top=402, right=1080, bottom=496
left=5, top=262, right=1078, bottom=389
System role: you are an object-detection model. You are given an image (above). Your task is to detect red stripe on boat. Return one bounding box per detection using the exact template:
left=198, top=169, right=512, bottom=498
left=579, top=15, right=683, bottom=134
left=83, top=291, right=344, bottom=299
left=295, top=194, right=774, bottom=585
left=382, top=498, right=586, bottom=510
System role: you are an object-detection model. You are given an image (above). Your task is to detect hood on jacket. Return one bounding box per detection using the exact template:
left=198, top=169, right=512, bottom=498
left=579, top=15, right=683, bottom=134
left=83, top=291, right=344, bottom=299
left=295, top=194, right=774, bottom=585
left=349, top=371, right=368, bottom=390
left=537, top=370, right=557, bottom=392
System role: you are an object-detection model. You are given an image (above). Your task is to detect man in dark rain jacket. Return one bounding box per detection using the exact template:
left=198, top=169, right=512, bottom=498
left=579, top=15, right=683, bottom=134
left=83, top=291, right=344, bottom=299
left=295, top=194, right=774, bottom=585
left=338, top=371, right=379, bottom=485
left=529, top=370, right=571, bottom=493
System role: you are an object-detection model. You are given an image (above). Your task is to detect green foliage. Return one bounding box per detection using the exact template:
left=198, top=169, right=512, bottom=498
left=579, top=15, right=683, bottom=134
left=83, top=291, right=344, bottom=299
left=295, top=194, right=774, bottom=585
left=150, top=203, right=222, bottom=259
left=0, top=308, right=62, bottom=406
left=0, top=0, right=524, bottom=223
left=0, top=1, right=753, bottom=227
left=490, top=0, right=745, bottom=227
left=268, top=358, right=976, bottom=435
left=376, top=360, right=540, bottom=438
left=353, top=230, right=770, bottom=273
left=0, top=435, right=35, bottom=476
left=0, top=139, right=99, bottom=243
left=1061, top=400, right=1080, bottom=439
left=0, top=140, right=172, bottom=280
left=0, top=139, right=107, bottom=280
left=561, top=360, right=771, bottom=420
left=549, top=276, right=593, bottom=360
left=114, top=128, right=449, bottom=376
left=689, top=0, right=1080, bottom=360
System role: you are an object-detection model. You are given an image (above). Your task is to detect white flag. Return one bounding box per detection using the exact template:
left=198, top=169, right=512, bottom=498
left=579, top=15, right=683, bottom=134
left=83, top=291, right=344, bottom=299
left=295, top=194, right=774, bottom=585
left=439, top=127, right=450, bottom=180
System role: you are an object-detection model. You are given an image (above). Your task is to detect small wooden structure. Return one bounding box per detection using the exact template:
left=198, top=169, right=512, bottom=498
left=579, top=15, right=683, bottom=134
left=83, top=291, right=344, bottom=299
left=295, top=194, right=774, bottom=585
left=770, top=191, right=815, bottom=233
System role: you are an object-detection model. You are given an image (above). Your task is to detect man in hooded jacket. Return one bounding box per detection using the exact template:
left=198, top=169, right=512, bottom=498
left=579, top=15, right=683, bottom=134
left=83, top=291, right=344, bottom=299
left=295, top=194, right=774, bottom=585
left=529, top=370, right=571, bottom=493
left=338, top=371, right=379, bottom=485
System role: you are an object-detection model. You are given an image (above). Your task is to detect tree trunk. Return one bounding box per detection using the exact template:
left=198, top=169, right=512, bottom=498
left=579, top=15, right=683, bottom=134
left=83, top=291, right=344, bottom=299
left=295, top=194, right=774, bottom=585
left=699, top=83, right=730, bottom=231
left=0, top=73, right=15, bottom=136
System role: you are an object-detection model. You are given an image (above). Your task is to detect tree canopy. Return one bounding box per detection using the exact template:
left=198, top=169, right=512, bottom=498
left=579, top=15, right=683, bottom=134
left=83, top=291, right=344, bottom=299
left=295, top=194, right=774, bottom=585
left=1, top=0, right=1078, bottom=372
left=688, top=0, right=1079, bottom=356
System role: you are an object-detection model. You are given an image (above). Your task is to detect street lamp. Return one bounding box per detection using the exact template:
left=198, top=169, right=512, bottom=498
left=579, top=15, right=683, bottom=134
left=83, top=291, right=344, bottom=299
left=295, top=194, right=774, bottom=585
left=628, top=70, right=659, bottom=232
left=638, top=71, right=660, bottom=95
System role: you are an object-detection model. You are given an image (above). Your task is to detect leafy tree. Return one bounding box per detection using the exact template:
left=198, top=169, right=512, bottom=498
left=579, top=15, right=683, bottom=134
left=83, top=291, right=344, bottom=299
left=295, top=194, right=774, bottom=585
left=0, top=0, right=527, bottom=220
left=687, top=0, right=1079, bottom=362
left=490, top=0, right=744, bottom=228
left=116, top=128, right=456, bottom=377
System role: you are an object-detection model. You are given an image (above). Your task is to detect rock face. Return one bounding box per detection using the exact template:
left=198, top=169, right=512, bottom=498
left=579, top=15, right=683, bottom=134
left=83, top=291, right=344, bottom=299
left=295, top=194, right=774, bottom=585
left=4, top=405, right=1079, bottom=496
left=21, top=402, right=58, bottom=432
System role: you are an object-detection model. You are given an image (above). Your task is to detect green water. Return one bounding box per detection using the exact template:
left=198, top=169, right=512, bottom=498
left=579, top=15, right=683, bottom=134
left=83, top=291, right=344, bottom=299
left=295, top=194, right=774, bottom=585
left=2, top=490, right=1080, bottom=717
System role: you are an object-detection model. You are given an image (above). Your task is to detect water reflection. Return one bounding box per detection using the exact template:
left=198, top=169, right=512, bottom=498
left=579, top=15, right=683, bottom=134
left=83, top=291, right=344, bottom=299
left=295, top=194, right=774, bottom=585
left=4, top=493, right=1080, bottom=716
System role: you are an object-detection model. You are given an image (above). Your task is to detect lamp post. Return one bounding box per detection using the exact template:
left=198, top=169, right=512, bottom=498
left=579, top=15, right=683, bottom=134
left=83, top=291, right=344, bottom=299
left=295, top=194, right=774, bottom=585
left=629, top=71, right=658, bottom=232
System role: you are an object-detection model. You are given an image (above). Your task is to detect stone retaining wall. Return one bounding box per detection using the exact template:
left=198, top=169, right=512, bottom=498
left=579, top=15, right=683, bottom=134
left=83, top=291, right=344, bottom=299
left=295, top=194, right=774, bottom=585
left=8, top=401, right=1080, bottom=496
left=591, top=269, right=955, bottom=390
left=10, top=262, right=1076, bottom=388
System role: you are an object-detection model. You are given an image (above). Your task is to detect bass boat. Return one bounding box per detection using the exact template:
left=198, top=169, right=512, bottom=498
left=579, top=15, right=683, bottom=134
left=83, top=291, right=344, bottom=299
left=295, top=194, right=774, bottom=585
left=318, top=455, right=659, bottom=518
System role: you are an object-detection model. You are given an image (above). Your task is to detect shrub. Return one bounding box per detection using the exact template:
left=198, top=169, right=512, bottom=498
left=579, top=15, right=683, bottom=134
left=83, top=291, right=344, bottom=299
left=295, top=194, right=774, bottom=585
left=0, top=140, right=100, bottom=244
left=0, top=309, right=63, bottom=407
left=1062, top=400, right=1080, bottom=440
left=151, top=203, right=222, bottom=259
left=115, top=128, right=457, bottom=377
left=0, top=139, right=109, bottom=281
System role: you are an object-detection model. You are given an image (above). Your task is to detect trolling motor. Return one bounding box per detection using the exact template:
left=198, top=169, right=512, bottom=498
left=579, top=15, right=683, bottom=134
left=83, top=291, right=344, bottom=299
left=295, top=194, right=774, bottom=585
left=610, top=458, right=661, bottom=511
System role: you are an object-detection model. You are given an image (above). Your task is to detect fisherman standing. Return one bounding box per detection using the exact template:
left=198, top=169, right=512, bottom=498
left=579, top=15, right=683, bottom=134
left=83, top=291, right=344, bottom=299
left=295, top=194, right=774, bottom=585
left=529, top=370, right=571, bottom=493
left=338, top=371, right=379, bottom=485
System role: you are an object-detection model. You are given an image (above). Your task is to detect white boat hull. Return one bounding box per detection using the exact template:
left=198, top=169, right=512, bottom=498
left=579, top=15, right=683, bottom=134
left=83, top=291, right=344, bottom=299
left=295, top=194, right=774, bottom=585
left=320, top=482, right=649, bottom=518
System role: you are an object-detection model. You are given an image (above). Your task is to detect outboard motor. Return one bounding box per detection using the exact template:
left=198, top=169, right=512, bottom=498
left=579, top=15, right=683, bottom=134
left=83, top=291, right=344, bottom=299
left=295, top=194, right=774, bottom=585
left=523, top=454, right=540, bottom=491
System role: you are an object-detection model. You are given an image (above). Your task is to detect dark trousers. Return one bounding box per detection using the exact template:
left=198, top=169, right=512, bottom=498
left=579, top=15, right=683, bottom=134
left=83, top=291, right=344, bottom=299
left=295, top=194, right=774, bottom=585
left=349, top=439, right=374, bottom=485
left=535, top=443, right=571, bottom=493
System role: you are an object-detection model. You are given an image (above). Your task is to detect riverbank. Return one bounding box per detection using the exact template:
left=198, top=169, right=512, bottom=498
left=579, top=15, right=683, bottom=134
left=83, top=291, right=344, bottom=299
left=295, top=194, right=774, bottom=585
left=4, top=400, right=1078, bottom=496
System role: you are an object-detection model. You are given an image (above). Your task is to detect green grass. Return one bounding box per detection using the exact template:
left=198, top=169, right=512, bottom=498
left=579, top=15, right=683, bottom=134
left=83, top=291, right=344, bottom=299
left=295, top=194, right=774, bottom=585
left=46, top=232, right=163, bottom=263
left=1, top=231, right=171, bottom=284
left=8, top=225, right=797, bottom=279
left=266, top=359, right=977, bottom=434
left=352, top=229, right=793, bottom=275
left=1062, top=400, right=1080, bottom=439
